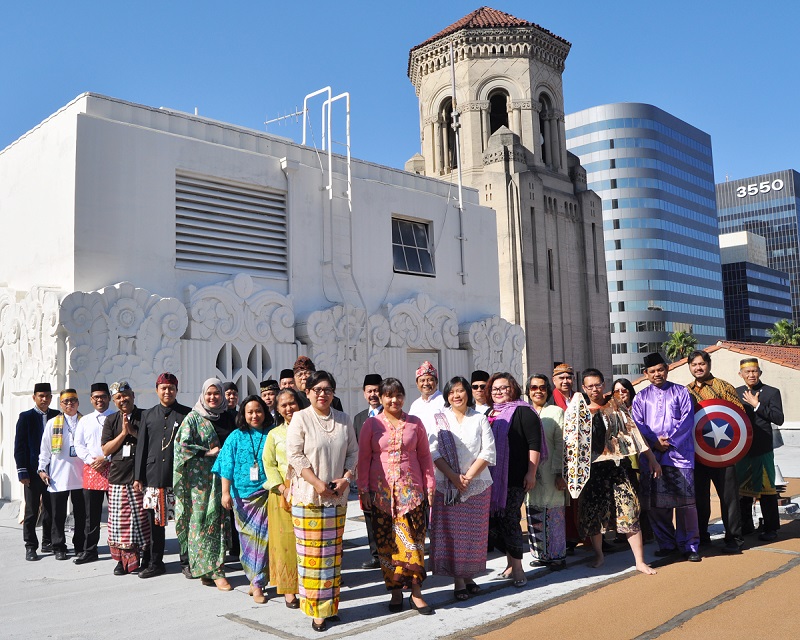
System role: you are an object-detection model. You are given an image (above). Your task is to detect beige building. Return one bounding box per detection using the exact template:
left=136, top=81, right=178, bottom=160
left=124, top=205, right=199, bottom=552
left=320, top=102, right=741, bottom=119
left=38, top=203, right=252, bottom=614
left=406, top=7, right=611, bottom=377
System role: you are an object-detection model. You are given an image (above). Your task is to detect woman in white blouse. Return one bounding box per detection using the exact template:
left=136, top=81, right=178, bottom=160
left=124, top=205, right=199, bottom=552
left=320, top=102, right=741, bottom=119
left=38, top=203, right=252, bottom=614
left=429, top=376, right=496, bottom=601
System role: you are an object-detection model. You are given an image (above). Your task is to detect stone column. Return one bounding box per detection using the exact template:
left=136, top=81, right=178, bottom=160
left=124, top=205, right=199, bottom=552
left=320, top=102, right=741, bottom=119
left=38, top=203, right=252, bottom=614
left=481, top=106, right=490, bottom=149
left=442, top=114, right=451, bottom=172
left=434, top=117, right=443, bottom=174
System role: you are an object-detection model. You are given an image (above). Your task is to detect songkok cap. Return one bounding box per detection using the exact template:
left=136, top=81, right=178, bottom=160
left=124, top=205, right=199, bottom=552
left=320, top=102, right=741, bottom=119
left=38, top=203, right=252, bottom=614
left=260, top=379, right=279, bottom=391
left=156, top=372, right=178, bottom=388
left=33, top=382, right=52, bottom=393
left=363, top=374, right=382, bottom=388
left=90, top=382, right=110, bottom=394
left=110, top=381, right=133, bottom=396
left=279, top=369, right=295, bottom=380
left=416, top=361, right=438, bottom=380
left=740, top=357, right=760, bottom=369
left=553, top=363, right=574, bottom=377
left=293, top=356, right=316, bottom=373
left=222, top=381, right=238, bottom=393
left=471, top=370, right=490, bottom=383
left=643, top=353, right=667, bottom=369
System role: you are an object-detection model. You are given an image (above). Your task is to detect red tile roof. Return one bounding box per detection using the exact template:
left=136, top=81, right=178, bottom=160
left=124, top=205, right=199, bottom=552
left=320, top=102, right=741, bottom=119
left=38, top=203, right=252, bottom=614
left=410, top=6, right=570, bottom=53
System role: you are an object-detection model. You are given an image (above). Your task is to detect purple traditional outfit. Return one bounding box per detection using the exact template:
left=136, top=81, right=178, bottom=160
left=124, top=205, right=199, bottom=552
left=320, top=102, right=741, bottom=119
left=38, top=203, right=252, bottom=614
left=631, top=382, right=699, bottom=554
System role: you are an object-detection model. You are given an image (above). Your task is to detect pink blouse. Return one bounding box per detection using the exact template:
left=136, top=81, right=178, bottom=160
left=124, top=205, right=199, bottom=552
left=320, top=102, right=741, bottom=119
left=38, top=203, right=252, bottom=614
left=357, top=412, right=436, bottom=517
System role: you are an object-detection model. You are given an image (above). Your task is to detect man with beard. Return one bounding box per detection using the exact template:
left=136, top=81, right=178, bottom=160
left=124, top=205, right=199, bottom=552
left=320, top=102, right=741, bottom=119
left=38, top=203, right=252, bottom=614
left=551, top=363, right=576, bottom=411
left=134, top=373, right=192, bottom=578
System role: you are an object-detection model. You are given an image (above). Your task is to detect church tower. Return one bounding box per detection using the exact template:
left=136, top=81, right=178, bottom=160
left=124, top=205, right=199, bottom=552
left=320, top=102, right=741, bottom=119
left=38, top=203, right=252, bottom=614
left=407, top=7, right=612, bottom=377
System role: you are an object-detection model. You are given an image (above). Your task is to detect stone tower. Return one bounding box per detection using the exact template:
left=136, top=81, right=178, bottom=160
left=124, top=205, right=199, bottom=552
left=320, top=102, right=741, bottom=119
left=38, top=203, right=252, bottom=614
left=407, top=6, right=612, bottom=378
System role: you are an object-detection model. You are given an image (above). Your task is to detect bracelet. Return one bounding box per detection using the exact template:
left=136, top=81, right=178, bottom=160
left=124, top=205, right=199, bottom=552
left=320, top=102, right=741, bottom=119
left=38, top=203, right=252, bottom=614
left=342, top=476, right=351, bottom=484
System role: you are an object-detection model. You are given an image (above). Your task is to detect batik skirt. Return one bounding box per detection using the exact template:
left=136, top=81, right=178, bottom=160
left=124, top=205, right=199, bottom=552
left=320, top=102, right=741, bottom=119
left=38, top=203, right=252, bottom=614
left=737, top=452, right=777, bottom=498
left=292, top=503, right=347, bottom=618
left=578, top=460, right=640, bottom=538
left=526, top=503, right=566, bottom=564
left=430, top=487, right=490, bottom=578
left=372, top=503, right=427, bottom=589
left=107, top=483, right=151, bottom=572
left=268, top=491, right=298, bottom=594
left=142, top=487, right=176, bottom=526
left=233, top=488, right=270, bottom=589
left=487, top=485, right=526, bottom=560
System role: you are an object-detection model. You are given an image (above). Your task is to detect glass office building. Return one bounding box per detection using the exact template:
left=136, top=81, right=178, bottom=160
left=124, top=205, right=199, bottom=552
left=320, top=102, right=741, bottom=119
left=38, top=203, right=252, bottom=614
left=566, top=103, right=725, bottom=376
left=717, top=170, right=800, bottom=324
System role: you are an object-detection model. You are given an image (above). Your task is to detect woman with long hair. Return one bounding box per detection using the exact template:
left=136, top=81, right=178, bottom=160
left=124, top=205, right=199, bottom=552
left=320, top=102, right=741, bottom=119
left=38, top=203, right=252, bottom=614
left=286, top=371, right=358, bottom=632
left=212, top=395, right=274, bottom=603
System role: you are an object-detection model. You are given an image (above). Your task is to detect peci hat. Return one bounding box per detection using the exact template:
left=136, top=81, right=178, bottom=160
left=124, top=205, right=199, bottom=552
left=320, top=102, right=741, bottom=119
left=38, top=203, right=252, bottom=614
left=362, top=374, right=382, bottom=388
left=279, top=369, right=295, bottom=381
left=643, top=353, right=667, bottom=370
left=470, top=370, right=490, bottom=383
left=33, top=382, right=52, bottom=394
left=90, top=382, right=110, bottom=394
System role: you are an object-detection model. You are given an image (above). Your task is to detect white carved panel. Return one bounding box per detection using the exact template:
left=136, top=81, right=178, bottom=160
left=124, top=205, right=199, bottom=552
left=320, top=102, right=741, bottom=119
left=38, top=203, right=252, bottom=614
left=462, top=315, right=525, bottom=382
left=388, top=293, right=459, bottom=350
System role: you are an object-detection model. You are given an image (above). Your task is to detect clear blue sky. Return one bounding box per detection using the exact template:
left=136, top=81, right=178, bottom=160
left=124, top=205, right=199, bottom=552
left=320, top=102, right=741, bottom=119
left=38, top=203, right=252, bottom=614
left=2, top=1, right=797, bottom=182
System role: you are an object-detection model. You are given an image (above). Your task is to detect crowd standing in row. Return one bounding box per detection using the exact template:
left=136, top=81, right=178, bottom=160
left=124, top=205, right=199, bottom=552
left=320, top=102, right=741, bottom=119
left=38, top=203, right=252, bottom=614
left=14, top=350, right=784, bottom=632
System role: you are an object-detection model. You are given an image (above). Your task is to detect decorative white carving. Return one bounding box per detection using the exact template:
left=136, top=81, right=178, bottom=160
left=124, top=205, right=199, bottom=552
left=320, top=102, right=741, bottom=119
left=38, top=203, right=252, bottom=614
left=302, top=305, right=368, bottom=384
left=0, top=286, right=61, bottom=393
left=59, top=282, right=188, bottom=392
left=187, top=273, right=294, bottom=344
left=388, top=293, right=459, bottom=349
left=463, top=316, right=525, bottom=382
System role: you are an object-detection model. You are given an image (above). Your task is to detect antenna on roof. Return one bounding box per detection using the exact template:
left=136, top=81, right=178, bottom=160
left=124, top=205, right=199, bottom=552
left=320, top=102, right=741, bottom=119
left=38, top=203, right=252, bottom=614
left=265, top=107, right=303, bottom=130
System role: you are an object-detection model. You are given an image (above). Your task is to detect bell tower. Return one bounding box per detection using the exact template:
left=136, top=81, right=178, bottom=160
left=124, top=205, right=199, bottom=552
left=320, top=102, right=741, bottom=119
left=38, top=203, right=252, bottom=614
left=406, top=7, right=612, bottom=378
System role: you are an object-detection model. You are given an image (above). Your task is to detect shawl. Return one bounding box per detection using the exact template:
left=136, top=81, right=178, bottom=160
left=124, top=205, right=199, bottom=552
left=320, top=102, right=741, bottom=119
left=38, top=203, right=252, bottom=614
left=488, top=399, right=528, bottom=515
left=51, top=413, right=82, bottom=455
left=193, top=378, right=225, bottom=421
left=593, top=396, right=649, bottom=464
left=433, top=411, right=461, bottom=505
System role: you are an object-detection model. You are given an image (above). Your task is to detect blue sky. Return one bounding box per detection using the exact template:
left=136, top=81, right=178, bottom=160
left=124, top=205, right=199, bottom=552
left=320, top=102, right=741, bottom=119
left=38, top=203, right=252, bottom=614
left=2, top=1, right=797, bottom=182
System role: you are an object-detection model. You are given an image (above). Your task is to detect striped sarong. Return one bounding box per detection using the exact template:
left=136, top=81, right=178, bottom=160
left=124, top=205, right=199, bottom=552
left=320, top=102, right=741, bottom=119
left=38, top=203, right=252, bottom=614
left=268, top=492, right=298, bottom=594
left=430, top=487, right=490, bottom=578
left=108, top=483, right=150, bottom=572
left=233, top=488, right=270, bottom=589
left=737, top=452, right=777, bottom=497
left=292, top=504, right=346, bottom=618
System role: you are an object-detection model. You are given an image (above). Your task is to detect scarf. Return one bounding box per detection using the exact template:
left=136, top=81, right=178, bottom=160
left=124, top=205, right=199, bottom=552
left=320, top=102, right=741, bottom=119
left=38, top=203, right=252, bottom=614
left=193, top=378, right=225, bottom=421
left=434, top=411, right=461, bottom=505
left=51, top=413, right=82, bottom=455
left=488, top=399, right=528, bottom=515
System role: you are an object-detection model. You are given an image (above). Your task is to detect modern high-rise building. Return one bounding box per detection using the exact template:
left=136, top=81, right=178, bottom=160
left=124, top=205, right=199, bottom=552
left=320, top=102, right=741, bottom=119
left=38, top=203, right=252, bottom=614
left=719, top=231, right=792, bottom=342
left=716, top=170, right=800, bottom=323
left=565, top=103, right=726, bottom=375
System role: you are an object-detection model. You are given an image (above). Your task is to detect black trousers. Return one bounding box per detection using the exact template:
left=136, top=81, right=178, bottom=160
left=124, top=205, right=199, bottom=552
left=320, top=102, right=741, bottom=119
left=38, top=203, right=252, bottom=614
left=51, top=489, right=86, bottom=553
left=695, top=462, right=742, bottom=544
left=146, top=509, right=166, bottom=564
left=82, top=489, right=106, bottom=554
left=741, top=495, right=780, bottom=533
left=364, top=510, right=379, bottom=560
left=23, top=475, right=53, bottom=551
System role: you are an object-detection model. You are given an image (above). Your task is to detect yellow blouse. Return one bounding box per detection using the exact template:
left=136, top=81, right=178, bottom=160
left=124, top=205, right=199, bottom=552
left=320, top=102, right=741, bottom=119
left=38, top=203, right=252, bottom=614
left=263, top=423, right=290, bottom=493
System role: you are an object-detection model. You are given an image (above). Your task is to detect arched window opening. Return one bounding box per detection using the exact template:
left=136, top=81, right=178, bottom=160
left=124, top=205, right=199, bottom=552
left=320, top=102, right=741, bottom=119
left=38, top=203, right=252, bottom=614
left=489, top=91, right=509, bottom=135
left=539, top=94, right=552, bottom=166
left=438, top=98, right=457, bottom=173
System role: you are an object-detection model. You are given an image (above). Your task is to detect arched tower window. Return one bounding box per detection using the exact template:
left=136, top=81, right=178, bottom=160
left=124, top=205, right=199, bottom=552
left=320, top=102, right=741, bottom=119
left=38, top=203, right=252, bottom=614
left=538, top=94, right=553, bottom=167
left=489, top=91, right=509, bottom=134
left=439, top=98, right=457, bottom=172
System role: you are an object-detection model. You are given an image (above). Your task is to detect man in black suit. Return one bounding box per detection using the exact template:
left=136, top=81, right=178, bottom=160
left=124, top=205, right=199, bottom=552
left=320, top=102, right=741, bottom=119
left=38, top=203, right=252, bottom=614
left=14, top=382, right=59, bottom=560
left=736, top=358, right=785, bottom=541
left=352, top=373, right=382, bottom=569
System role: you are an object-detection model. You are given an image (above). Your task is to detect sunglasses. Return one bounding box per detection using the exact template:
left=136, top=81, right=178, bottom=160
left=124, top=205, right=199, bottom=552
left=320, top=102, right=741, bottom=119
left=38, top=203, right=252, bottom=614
left=471, top=384, right=486, bottom=390
left=529, top=384, right=548, bottom=392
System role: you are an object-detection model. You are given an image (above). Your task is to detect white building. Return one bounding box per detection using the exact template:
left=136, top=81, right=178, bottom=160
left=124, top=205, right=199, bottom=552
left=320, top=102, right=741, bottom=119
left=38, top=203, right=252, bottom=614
left=0, top=92, right=523, bottom=499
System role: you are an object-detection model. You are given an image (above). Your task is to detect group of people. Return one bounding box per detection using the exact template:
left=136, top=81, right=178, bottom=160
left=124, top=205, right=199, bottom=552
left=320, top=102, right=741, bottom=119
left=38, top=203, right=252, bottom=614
left=14, top=349, right=784, bottom=633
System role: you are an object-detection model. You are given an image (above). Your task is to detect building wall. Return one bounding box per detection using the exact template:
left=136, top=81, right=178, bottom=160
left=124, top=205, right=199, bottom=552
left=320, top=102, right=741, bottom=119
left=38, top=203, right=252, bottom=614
left=566, top=103, right=725, bottom=376
left=721, top=261, right=792, bottom=342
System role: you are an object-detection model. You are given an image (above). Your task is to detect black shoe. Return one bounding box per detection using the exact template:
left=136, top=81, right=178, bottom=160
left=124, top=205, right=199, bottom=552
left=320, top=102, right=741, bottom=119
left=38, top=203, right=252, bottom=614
left=311, top=620, right=328, bottom=632
left=25, top=549, right=39, bottom=561
left=361, top=558, right=380, bottom=569
left=699, top=533, right=711, bottom=546
left=113, top=561, right=127, bottom=576
left=139, top=563, right=166, bottom=579
left=54, top=550, right=68, bottom=561
left=409, top=596, right=435, bottom=615
left=758, top=531, right=778, bottom=542
left=181, top=565, right=195, bottom=579
left=683, top=552, right=701, bottom=562
left=41, top=543, right=53, bottom=553
left=654, top=548, right=678, bottom=557
left=73, top=551, right=99, bottom=564
left=722, top=541, right=742, bottom=554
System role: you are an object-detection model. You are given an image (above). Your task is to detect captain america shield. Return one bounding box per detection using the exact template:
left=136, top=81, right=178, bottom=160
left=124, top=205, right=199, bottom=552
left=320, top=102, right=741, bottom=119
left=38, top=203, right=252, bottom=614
left=694, top=399, right=752, bottom=467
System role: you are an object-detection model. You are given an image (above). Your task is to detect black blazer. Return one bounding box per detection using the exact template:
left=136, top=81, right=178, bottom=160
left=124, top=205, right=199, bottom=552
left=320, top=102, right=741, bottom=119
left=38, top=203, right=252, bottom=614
left=736, top=382, right=784, bottom=457
left=135, top=402, right=192, bottom=487
left=14, top=407, right=59, bottom=480
left=353, top=406, right=382, bottom=442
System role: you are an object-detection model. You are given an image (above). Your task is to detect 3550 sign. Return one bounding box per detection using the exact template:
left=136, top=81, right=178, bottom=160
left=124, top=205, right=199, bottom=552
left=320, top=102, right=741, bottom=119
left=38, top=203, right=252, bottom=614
left=736, top=178, right=784, bottom=198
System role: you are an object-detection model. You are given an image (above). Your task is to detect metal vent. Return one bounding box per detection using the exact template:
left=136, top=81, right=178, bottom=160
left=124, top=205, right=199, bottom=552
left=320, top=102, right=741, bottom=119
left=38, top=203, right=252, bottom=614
left=175, top=173, right=287, bottom=278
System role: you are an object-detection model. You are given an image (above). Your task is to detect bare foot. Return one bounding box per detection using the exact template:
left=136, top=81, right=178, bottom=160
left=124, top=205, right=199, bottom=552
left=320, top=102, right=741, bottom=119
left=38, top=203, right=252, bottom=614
left=636, top=562, right=657, bottom=575
left=589, top=554, right=605, bottom=569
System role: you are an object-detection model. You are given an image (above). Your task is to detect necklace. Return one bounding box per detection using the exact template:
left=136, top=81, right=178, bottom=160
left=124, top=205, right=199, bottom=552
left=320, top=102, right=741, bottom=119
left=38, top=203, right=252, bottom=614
left=312, top=410, right=336, bottom=433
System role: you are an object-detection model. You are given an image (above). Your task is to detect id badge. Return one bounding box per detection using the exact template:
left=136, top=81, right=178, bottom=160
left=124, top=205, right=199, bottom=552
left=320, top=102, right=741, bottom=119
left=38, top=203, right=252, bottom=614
left=122, top=444, right=132, bottom=458
left=69, top=445, right=77, bottom=457
left=249, top=464, right=259, bottom=482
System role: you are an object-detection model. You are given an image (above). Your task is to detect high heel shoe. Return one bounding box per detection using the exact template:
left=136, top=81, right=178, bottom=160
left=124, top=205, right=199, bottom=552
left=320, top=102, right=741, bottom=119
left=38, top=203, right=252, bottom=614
left=214, top=577, right=233, bottom=591
left=409, top=595, right=435, bottom=616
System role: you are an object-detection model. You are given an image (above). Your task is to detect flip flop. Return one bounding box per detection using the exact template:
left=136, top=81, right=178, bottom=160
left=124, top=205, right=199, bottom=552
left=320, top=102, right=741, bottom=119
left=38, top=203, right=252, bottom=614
left=466, top=582, right=481, bottom=595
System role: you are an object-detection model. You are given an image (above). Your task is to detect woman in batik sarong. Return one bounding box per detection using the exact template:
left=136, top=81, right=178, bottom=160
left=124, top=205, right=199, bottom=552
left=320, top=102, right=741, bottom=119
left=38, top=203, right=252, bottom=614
left=213, top=395, right=274, bottom=603
left=357, top=377, right=436, bottom=614
left=525, top=374, right=567, bottom=570
left=429, top=376, right=495, bottom=601
left=486, top=372, right=543, bottom=588
left=286, top=370, right=358, bottom=633
left=174, top=378, right=231, bottom=591
left=263, top=388, right=300, bottom=608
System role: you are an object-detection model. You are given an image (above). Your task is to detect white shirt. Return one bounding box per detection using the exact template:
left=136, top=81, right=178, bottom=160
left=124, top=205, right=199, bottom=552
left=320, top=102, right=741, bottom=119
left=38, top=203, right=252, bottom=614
left=428, top=407, right=495, bottom=500
left=408, top=390, right=445, bottom=433
left=475, top=402, right=490, bottom=415
left=74, top=408, right=115, bottom=464
left=38, top=414, right=84, bottom=493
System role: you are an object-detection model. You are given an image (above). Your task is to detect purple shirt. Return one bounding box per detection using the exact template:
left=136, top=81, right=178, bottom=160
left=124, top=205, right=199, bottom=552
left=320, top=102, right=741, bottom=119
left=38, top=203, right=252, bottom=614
left=631, top=382, right=695, bottom=469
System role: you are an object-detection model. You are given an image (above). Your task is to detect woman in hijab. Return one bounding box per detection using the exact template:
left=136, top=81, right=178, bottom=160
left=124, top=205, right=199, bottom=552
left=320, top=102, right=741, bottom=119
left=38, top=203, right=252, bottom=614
left=174, top=378, right=232, bottom=591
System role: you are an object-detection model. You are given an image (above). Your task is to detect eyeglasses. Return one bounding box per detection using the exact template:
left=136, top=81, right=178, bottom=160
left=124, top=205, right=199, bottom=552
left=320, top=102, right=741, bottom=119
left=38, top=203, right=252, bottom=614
left=491, top=385, right=511, bottom=395
left=61, top=398, right=78, bottom=405
left=584, top=383, right=604, bottom=390
left=310, top=387, right=334, bottom=396
left=471, top=384, right=486, bottom=390
left=529, top=385, right=548, bottom=392
left=91, top=395, right=109, bottom=401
